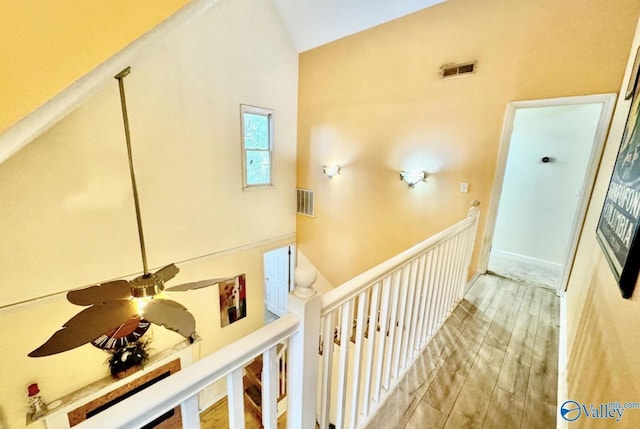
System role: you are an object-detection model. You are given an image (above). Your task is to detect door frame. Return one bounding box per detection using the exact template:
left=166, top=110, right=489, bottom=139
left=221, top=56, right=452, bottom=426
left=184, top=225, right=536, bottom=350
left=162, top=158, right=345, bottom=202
left=478, top=93, right=617, bottom=295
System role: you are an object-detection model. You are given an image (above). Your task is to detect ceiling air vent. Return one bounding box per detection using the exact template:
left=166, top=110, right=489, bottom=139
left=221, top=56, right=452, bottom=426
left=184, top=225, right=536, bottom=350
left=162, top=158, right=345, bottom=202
left=440, top=61, right=477, bottom=79
left=296, top=188, right=315, bottom=217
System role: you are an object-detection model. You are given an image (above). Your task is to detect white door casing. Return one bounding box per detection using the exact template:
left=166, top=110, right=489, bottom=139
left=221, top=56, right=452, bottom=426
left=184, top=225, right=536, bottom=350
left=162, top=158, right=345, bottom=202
left=480, top=93, right=617, bottom=295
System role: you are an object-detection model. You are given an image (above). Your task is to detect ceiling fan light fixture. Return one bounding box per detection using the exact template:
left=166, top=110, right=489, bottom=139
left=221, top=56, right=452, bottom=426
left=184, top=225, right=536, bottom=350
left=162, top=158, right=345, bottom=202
left=133, top=296, right=153, bottom=315
left=130, top=273, right=165, bottom=298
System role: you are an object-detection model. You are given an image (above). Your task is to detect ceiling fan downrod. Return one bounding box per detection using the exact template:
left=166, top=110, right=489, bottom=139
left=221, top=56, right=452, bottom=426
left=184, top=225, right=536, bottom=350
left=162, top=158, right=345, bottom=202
left=115, top=67, right=150, bottom=278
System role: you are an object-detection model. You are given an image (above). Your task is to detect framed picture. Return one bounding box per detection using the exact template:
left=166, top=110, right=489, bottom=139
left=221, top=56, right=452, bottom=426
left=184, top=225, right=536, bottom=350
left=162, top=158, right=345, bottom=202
left=596, top=54, right=640, bottom=298
left=219, top=274, right=247, bottom=327
left=626, top=46, right=640, bottom=100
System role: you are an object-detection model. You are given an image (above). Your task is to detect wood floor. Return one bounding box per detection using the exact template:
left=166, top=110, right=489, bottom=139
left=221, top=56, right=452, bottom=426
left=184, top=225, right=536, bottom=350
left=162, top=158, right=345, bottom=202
left=368, top=274, right=559, bottom=429
left=199, top=395, right=287, bottom=429
left=199, top=274, right=558, bottom=429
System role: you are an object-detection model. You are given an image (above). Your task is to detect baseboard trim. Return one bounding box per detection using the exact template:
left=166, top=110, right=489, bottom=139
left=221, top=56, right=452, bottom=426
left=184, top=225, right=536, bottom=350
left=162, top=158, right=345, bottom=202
left=557, top=292, right=568, bottom=429
left=491, top=248, right=561, bottom=270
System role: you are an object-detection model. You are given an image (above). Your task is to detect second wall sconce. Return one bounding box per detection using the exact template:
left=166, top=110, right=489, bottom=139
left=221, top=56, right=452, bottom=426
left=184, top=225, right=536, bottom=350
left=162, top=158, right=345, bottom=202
left=400, top=170, right=428, bottom=188
left=323, top=164, right=341, bottom=179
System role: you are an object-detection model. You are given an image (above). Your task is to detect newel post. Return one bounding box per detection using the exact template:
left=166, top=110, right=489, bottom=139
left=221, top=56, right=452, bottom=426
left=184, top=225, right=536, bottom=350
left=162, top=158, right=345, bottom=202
left=462, top=200, right=481, bottom=296
left=287, top=266, right=322, bottom=429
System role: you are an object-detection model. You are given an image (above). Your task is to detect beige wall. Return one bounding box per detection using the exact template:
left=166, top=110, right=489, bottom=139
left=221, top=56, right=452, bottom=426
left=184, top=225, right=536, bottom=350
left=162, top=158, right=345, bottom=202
left=0, top=0, right=297, bottom=427
left=566, top=17, right=640, bottom=428
left=0, top=0, right=192, bottom=134
left=296, top=0, right=639, bottom=286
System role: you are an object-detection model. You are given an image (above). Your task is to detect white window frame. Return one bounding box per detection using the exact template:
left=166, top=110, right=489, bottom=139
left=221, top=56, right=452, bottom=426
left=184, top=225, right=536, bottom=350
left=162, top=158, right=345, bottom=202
left=240, top=104, right=274, bottom=189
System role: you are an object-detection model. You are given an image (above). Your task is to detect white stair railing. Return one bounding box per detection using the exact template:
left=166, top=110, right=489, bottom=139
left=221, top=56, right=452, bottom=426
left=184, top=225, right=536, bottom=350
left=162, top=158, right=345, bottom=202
left=66, top=205, right=478, bottom=429
left=73, top=314, right=300, bottom=429
left=316, top=205, right=479, bottom=429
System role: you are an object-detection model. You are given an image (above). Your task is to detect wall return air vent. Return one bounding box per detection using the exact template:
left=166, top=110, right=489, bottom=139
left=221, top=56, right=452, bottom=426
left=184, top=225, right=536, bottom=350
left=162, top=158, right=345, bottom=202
left=440, top=61, right=477, bottom=78
left=296, top=188, right=315, bottom=217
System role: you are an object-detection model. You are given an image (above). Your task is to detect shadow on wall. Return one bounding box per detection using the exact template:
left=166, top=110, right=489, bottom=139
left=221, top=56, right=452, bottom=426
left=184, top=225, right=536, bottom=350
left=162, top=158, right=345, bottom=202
left=568, top=268, right=638, bottom=421
left=297, top=250, right=334, bottom=293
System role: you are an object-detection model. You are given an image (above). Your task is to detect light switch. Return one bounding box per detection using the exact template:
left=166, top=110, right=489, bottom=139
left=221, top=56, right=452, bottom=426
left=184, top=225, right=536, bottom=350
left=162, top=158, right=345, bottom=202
left=460, top=182, right=469, bottom=193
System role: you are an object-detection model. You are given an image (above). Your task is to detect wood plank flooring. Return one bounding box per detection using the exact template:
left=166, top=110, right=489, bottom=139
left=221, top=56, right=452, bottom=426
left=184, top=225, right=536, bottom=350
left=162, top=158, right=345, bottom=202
left=369, top=274, right=559, bottom=429
left=198, top=274, right=558, bottom=429
left=199, top=395, right=287, bottom=429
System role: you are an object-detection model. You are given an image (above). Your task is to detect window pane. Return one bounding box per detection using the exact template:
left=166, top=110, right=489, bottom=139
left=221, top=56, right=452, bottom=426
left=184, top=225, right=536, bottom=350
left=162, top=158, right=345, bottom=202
left=246, top=150, right=271, bottom=185
left=243, top=113, right=269, bottom=150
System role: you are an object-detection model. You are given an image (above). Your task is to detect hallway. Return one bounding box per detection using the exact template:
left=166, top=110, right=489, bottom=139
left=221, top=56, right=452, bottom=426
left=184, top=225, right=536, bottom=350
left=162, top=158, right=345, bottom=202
left=369, top=274, right=559, bottom=429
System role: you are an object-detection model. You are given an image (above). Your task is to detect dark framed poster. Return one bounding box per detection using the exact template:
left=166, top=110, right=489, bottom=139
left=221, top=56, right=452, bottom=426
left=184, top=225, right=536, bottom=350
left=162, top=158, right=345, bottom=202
left=596, top=47, right=640, bottom=298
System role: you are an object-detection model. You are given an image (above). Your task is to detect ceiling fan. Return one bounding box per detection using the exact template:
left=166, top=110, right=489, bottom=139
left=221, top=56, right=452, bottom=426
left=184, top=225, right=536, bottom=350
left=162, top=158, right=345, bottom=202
left=29, top=67, right=232, bottom=357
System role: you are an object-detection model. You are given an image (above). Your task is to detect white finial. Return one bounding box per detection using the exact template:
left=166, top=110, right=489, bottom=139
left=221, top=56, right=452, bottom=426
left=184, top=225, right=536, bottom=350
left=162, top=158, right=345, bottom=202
left=293, top=265, right=318, bottom=298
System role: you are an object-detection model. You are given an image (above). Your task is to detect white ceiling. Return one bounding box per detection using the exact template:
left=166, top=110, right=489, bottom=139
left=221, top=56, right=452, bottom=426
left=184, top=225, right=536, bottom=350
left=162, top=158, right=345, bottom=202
left=271, top=0, right=447, bottom=53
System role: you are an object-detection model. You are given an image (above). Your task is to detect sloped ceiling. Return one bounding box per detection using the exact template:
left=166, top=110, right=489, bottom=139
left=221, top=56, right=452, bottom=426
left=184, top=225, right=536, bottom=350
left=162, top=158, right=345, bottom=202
left=271, top=0, right=447, bottom=52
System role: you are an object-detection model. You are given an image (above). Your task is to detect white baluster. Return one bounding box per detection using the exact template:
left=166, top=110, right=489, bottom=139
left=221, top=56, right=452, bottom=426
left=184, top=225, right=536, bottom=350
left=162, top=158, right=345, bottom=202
left=400, top=259, right=419, bottom=369
left=262, top=346, right=278, bottom=429
left=335, top=300, right=353, bottom=428
left=349, top=290, right=369, bottom=429
left=382, top=271, right=401, bottom=389
left=227, top=369, right=245, bottom=429
left=362, top=282, right=381, bottom=415
left=373, top=276, right=392, bottom=402
left=414, top=252, right=431, bottom=352
left=319, top=312, right=335, bottom=429
left=407, top=255, right=426, bottom=359
left=180, top=395, right=201, bottom=429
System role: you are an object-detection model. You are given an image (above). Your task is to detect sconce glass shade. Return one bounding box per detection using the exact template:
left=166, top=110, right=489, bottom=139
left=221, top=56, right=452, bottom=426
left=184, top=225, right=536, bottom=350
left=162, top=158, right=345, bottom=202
left=400, top=170, right=428, bottom=188
left=323, top=164, right=341, bottom=178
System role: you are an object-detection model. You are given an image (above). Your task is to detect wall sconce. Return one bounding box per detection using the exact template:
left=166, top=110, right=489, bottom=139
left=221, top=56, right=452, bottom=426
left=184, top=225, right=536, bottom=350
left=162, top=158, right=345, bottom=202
left=400, top=170, right=428, bottom=188
left=323, top=164, right=341, bottom=178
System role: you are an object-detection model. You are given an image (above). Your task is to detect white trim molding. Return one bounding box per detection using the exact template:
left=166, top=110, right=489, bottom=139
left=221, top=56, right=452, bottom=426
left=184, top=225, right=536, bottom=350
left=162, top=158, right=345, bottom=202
left=557, top=292, right=569, bottom=429
left=0, top=232, right=295, bottom=313
left=0, top=0, right=219, bottom=167
left=479, top=93, right=617, bottom=297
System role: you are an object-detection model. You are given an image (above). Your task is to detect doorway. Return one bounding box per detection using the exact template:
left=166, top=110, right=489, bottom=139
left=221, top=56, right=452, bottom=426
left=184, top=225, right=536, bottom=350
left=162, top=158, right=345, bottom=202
left=263, top=244, right=295, bottom=319
left=480, top=94, right=616, bottom=294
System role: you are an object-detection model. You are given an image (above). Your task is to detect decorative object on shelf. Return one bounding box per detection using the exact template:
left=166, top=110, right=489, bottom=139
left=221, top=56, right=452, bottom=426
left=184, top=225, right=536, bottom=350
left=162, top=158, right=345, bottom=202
left=107, top=340, right=150, bottom=379
left=219, top=274, right=247, bottom=327
left=26, top=383, right=46, bottom=421
left=322, top=164, right=341, bottom=178
left=596, top=49, right=640, bottom=299
left=400, top=170, right=428, bottom=188
left=28, top=66, right=235, bottom=358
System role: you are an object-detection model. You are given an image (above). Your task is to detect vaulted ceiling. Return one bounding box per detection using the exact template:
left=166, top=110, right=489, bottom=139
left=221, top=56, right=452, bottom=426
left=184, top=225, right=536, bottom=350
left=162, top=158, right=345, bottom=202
left=271, top=0, right=446, bottom=52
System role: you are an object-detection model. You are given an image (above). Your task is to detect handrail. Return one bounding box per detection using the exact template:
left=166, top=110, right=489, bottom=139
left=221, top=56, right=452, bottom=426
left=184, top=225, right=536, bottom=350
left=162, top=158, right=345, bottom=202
left=320, top=214, right=475, bottom=315
left=68, top=206, right=479, bottom=429
left=75, top=313, right=299, bottom=429
left=316, top=207, right=480, bottom=429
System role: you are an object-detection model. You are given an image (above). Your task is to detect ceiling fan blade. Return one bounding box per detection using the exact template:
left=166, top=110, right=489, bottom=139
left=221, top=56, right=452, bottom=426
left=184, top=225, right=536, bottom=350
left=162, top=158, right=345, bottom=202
left=154, top=263, right=180, bottom=283
left=67, top=280, right=132, bottom=306
left=29, top=300, right=138, bottom=357
left=164, top=277, right=235, bottom=292
left=143, top=299, right=195, bottom=338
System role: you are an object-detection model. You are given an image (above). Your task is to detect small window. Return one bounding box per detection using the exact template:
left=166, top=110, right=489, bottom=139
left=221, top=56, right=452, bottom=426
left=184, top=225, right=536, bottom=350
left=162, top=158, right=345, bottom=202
left=241, top=105, right=274, bottom=188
